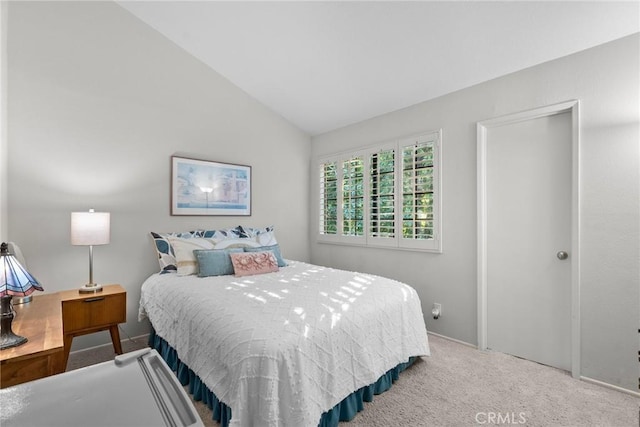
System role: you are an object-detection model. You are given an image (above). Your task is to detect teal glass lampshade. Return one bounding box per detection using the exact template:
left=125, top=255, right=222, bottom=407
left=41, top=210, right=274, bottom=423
left=1, top=242, right=44, bottom=350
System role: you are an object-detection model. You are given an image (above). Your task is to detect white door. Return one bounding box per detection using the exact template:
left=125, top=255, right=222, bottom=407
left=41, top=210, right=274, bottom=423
left=485, top=111, right=572, bottom=371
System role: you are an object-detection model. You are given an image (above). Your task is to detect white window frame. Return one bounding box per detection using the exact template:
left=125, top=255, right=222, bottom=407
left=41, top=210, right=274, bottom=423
left=317, top=130, right=442, bottom=253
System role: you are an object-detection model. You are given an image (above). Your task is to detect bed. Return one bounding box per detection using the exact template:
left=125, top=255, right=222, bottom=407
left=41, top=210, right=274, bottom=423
left=139, top=226, right=430, bottom=427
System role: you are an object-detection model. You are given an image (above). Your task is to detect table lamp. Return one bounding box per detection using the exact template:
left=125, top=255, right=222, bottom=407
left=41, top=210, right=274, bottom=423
left=1, top=242, right=44, bottom=350
left=71, top=209, right=110, bottom=293
left=7, top=242, right=33, bottom=304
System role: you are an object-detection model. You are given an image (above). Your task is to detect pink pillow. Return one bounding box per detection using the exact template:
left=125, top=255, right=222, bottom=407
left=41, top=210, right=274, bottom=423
left=230, top=251, right=279, bottom=277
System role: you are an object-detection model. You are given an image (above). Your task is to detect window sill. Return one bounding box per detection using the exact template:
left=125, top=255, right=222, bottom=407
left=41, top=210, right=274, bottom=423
left=316, top=238, right=442, bottom=254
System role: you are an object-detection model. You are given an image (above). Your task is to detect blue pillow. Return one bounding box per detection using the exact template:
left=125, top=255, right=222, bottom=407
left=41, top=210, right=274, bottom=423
left=244, top=244, right=287, bottom=267
left=194, top=248, right=243, bottom=277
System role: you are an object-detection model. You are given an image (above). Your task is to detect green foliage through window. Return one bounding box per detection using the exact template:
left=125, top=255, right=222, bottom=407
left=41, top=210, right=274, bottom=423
left=402, top=142, right=435, bottom=240
left=342, top=158, right=364, bottom=236
left=370, top=149, right=395, bottom=238
left=319, top=162, right=338, bottom=234
left=318, top=131, right=440, bottom=251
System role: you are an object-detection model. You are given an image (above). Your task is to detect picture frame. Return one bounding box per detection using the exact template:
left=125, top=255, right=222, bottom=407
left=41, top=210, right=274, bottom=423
left=171, top=156, right=251, bottom=216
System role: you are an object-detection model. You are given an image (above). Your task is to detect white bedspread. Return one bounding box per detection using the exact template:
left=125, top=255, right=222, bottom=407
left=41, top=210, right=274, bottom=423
left=139, top=260, right=429, bottom=427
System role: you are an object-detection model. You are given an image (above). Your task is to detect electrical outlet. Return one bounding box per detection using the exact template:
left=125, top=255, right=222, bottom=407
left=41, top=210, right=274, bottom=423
left=432, top=303, right=442, bottom=319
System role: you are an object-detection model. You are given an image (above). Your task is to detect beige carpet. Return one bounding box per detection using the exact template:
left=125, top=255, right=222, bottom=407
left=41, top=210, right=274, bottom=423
left=68, top=334, right=638, bottom=426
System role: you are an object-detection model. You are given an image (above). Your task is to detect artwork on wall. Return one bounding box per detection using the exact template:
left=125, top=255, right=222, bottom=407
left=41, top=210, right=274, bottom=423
left=171, top=156, right=251, bottom=216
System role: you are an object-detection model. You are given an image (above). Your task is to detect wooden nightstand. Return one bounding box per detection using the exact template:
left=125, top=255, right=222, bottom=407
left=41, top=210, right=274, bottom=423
left=0, top=293, right=65, bottom=388
left=59, top=284, right=127, bottom=369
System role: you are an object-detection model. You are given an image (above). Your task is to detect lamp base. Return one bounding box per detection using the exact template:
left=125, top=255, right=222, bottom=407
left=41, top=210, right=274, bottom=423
left=1, top=295, right=28, bottom=350
left=1, top=331, right=28, bottom=350
left=12, top=295, right=33, bottom=304
left=79, top=283, right=103, bottom=293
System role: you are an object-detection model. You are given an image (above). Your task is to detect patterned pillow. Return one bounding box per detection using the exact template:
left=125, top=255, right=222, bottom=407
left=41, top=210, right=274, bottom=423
left=236, top=225, right=279, bottom=246
left=151, top=226, right=280, bottom=274
left=230, top=251, right=279, bottom=277
left=201, top=226, right=244, bottom=240
left=194, top=248, right=243, bottom=277
left=150, top=231, right=202, bottom=274
left=243, top=244, right=287, bottom=267
left=169, top=237, right=216, bottom=276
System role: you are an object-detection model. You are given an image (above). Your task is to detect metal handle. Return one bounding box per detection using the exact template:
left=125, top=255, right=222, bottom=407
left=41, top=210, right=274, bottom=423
left=557, top=251, right=569, bottom=260
left=83, top=297, right=105, bottom=303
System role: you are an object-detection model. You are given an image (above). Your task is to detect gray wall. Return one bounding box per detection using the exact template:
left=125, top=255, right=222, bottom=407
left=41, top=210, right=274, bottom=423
left=1, top=1, right=7, bottom=240
left=310, top=34, right=639, bottom=392
left=4, top=1, right=310, bottom=350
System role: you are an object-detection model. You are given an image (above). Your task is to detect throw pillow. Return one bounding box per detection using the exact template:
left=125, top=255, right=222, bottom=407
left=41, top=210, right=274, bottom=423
left=194, top=248, right=244, bottom=277
left=230, top=251, right=279, bottom=277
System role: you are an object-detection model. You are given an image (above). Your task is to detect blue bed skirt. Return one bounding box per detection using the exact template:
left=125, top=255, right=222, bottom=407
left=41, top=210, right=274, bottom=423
left=148, top=328, right=416, bottom=426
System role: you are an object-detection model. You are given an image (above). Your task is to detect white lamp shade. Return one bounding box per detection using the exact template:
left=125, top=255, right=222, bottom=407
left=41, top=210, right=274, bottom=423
left=71, top=211, right=111, bottom=246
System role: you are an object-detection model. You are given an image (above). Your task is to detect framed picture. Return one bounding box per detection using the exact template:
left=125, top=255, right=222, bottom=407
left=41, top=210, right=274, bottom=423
left=171, top=156, right=251, bottom=216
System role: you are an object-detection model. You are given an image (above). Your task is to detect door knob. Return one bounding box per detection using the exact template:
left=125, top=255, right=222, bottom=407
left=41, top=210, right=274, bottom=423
left=557, top=251, right=569, bottom=260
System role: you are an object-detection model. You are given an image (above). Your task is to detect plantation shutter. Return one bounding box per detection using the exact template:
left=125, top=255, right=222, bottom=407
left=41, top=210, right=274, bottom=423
left=317, top=129, right=441, bottom=252
left=319, top=161, right=338, bottom=235
left=401, top=134, right=437, bottom=242
left=369, top=148, right=395, bottom=239
left=342, top=157, right=364, bottom=236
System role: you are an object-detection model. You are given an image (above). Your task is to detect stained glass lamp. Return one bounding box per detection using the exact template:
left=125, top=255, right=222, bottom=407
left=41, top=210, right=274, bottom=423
left=1, top=242, right=44, bottom=350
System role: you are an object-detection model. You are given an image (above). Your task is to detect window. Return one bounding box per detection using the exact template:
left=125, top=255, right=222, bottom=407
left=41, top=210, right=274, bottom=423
left=370, top=148, right=395, bottom=239
left=319, top=161, right=338, bottom=235
left=342, top=157, right=364, bottom=236
left=401, top=137, right=436, bottom=245
left=318, top=131, right=441, bottom=252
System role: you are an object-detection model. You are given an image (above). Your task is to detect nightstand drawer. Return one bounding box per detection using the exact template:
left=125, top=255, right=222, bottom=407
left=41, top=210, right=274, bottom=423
left=62, top=293, right=126, bottom=333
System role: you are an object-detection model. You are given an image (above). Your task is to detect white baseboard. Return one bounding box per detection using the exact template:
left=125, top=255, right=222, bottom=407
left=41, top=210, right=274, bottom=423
left=69, top=333, right=150, bottom=356
left=427, top=331, right=477, bottom=348
left=580, top=375, right=640, bottom=398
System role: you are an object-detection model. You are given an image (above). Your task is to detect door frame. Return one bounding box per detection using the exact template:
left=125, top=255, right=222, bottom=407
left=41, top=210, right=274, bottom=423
left=477, top=100, right=581, bottom=378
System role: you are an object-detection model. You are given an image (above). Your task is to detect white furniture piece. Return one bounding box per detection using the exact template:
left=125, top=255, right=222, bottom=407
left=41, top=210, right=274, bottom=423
left=0, top=348, right=204, bottom=427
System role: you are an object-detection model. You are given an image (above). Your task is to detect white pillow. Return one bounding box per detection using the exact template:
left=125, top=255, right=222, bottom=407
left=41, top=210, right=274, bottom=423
left=212, top=238, right=262, bottom=250
left=168, top=237, right=215, bottom=276
left=255, top=230, right=278, bottom=247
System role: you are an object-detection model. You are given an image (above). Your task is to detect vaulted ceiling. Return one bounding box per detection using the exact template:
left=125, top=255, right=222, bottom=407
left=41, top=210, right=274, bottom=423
left=118, top=1, right=639, bottom=136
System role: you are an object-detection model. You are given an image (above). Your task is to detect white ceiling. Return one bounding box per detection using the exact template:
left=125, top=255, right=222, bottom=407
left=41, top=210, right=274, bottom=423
left=117, top=1, right=639, bottom=136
